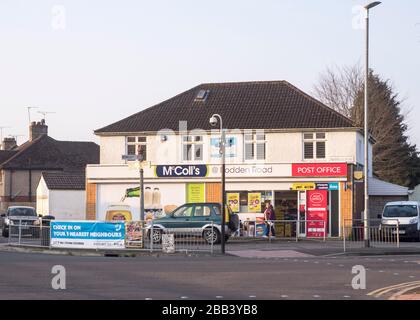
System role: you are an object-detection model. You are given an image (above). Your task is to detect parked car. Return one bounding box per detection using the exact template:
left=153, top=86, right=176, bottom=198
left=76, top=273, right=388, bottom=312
left=146, top=203, right=239, bottom=245
left=379, top=201, right=420, bottom=241
left=0, top=206, right=40, bottom=238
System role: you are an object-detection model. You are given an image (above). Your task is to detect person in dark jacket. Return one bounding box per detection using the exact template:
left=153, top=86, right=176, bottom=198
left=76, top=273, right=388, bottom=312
left=263, top=201, right=276, bottom=238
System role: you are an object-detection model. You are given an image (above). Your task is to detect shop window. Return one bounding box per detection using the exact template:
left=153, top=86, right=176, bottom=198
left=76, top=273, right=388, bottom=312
left=303, top=133, right=326, bottom=160
left=126, top=136, right=147, bottom=160
left=182, top=135, right=203, bottom=161
left=244, top=133, right=266, bottom=161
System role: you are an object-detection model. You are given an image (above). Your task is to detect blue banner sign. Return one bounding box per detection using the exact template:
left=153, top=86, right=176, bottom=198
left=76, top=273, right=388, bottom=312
left=316, top=182, right=339, bottom=191
left=50, top=221, right=125, bottom=249
left=155, top=165, right=208, bottom=178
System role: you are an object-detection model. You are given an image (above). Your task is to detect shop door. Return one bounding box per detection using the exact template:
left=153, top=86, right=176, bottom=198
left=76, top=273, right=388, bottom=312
left=297, top=191, right=307, bottom=237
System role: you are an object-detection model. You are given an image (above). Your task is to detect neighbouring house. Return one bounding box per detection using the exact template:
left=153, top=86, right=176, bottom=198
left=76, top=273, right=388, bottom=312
left=368, top=177, right=409, bottom=219
left=37, top=171, right=86, bottom=220
left=0, top=120, right=99, bottom=213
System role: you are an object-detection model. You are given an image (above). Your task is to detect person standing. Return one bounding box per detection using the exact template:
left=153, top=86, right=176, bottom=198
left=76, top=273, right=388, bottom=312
left=263, top=201, right=276, bottom=238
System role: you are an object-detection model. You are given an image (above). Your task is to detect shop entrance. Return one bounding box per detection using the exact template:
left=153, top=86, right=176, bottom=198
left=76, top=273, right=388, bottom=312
left=274, top=191, right=298, bottom=237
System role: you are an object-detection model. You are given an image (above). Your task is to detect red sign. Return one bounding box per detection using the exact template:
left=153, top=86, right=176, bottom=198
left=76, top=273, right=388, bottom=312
left=306, top=190, right=328, bottom=238
left=292, top=163, right=347, bottom=177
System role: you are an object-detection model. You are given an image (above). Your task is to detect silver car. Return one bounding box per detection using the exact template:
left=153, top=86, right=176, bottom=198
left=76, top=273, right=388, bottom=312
left=1, top=206, right=40, bottom=238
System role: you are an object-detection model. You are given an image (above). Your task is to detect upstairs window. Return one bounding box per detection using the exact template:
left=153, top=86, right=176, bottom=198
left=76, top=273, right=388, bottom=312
left=182, top=135, right=203, bottom=161
left=303, top=133, right=326, bottom=160
left=244, top=133, right=266, bottom=161
left=126, top=136, right=147, bottom=160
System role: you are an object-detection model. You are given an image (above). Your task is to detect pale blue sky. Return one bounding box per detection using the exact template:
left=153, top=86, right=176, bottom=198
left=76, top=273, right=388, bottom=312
left=0, top=0, right=419, bottom=146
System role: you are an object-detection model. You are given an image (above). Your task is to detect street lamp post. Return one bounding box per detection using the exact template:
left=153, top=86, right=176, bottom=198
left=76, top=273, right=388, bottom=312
left=209, top=114, right=226, bottom=254
left=363, top=1, right=381, bottom=248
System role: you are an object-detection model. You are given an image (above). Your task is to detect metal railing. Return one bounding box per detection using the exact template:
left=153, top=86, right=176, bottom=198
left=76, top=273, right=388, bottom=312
left=133, top=220, right=218, bottom=254
left=342, top=219, right=400, bottom=252
left=232, top=219, right=327, bottom=242
left=7, top=219, right=51, bottom=248
left=7, top=219, right=221, bottom=253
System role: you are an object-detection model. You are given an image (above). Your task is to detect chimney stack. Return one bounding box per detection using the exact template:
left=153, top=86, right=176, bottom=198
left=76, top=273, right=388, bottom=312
left=29, top=119, right=48, bottom=141
left=2, top=137, right=17, bottom=150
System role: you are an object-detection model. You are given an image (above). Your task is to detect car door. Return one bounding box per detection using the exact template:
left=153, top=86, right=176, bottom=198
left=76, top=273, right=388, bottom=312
left=170, top=204, right=194, bottom=231
left=192, top=204, right=212, bottom=229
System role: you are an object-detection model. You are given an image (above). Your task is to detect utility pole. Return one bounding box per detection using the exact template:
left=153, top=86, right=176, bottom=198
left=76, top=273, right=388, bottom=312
left=363, top=1, right=381, bottom=248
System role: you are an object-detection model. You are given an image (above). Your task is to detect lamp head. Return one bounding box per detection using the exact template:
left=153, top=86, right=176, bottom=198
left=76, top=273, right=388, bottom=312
left=209, top=115, right=218, bottom=127
left=365, top=1, right=381, bottom=10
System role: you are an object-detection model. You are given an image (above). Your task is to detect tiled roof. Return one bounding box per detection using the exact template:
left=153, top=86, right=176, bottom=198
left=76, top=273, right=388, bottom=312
left=0, top=135, right=99, bottom=170
left=0, top=150, right=17, bottom=164
left=95, top=81, right=355, bottom=134
left=42, top=171, right=85, bottom=190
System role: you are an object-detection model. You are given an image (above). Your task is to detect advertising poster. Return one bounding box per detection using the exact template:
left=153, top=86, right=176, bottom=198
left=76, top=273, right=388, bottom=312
left=125, top=221, right=144, bottom=248
left=248, top=193, right=262, bottom=212
left=50, top=221, right=125, bottom=249
left=227, top=193, right=240, bottom=213
left=306, top=190, right=328, bottom=238
left=186, top=183, right=205, bottom=203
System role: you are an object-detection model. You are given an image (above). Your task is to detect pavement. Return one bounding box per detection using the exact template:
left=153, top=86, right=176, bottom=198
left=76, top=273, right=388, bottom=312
left=0, top=250, right=419, bottom=300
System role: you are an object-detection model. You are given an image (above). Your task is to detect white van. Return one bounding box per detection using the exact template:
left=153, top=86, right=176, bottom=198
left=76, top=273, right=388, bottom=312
left=380, top=201, right=420, bottom=240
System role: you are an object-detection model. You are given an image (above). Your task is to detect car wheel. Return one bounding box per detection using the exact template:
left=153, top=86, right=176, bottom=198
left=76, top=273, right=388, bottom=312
left=203, top=228, right=221, bottom=245
left=151, top=228, right=163, bottom=244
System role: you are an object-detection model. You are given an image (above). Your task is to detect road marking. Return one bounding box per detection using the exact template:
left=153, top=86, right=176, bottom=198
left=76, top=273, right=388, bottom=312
left=180, top=296, right=189, bottom=299
left=343, top=295, right=351, bottom=298
left=390, top=284, right=420, bottom=300
left=379, top=270, right=384, bottom=273
left=280, top=295, right=288, bottom=298
left=249, top=295, right=257, bottom=298
left=409, top=276, right=416, bottom=279
left=394, top=273, right=400, bottom=276
left=313, top=295, right=321, bottom=298
left=339, top=264, right=344, bottom=267
left=145, top=298, right=152, bottom=300
left=368, top=281, right=420, bottom=298
left=216, top=296, right=223, bottom=299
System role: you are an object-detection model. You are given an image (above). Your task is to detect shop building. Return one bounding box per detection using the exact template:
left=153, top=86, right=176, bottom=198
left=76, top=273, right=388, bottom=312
left=87, top=81, right=373, bottom=237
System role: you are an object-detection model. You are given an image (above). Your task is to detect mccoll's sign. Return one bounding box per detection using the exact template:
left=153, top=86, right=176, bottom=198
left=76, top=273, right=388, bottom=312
left=155, top=165, right=208, bottom=178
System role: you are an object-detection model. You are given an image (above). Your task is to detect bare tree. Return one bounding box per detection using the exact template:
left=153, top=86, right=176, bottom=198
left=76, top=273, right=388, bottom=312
left=313, top=64, right=364, bottom=118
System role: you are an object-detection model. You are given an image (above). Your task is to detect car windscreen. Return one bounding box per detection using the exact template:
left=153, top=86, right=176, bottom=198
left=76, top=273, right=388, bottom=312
left=383, top=205, right=418, bottom=218
left=8, top=208, right=37, bottom=217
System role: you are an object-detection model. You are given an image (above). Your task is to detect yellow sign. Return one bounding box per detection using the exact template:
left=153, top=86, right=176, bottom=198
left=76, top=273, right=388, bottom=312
left=227, top=193, right=240, bottom=213
left=186, top=183, right=205, bottom=203
left=248, top=193, right=262, bottom=212
left=291, top=183, right=316, bottom=191
left=354, top=171, right=364, bottom=180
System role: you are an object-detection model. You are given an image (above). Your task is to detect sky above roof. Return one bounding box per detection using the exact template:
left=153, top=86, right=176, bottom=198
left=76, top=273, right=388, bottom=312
left=0, top=0, right=419, bottom=146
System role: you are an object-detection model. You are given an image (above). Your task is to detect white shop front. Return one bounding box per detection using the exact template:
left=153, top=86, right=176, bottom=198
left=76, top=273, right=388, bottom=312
left=86, top=162, right=349, bottom=237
